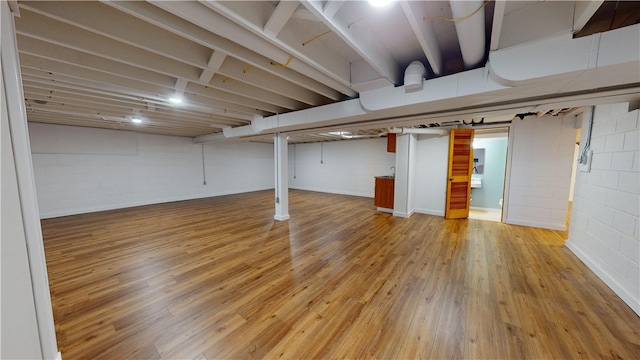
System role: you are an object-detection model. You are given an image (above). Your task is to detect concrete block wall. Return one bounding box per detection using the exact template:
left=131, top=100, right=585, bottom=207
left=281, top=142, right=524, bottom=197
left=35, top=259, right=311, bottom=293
left=30, top=123, right=274, bottom=218
left=504, top=114, right=576, bottom=230
left=288, top=137, right=395, bottom=198
left=566, top=103, right=639, bottom=315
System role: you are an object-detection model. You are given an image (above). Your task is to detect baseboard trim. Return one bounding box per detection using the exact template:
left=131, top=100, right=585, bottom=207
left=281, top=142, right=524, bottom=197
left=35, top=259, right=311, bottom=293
left=39, top=187, right=274, bottom=219
left=274, top=214, right=290, bottom=221
left=566, top=240, right=640, bottom=316
left=289, top=186, right=373, bottom=199
left=414, top=208, right=445, bottom=217
left=393, top=210, right=415, bottom=218
left=503, top=217, right=566, bottom=230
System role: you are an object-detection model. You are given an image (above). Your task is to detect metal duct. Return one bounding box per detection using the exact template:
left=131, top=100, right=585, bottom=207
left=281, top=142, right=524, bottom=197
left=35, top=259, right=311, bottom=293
left=449, top=0, right=486, bottom=69
left=404, top=61, right=426, bottom=91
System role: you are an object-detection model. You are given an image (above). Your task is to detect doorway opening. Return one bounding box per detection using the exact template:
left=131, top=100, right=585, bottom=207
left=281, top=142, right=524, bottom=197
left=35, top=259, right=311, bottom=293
left=468, top=128, right=509, bottom=222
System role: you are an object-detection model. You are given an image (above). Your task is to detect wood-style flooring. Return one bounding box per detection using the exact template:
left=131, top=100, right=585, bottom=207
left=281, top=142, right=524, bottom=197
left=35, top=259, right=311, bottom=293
left=41, top=190, right=640, bottom=359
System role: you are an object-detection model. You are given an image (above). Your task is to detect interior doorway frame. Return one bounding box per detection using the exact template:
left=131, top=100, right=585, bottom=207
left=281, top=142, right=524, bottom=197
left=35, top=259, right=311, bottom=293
left=467, top=124, right=513, bottom=223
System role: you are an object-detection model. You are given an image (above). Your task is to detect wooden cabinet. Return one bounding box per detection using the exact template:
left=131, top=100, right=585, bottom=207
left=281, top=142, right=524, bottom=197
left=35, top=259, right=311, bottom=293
left=374, top=177, right=394, bottom=209
left=387, top=133, right=396, bottom=153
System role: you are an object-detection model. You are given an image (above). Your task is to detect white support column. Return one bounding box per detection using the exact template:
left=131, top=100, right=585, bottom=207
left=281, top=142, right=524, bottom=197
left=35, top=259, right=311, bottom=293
left=393, top=133, right=417, bottom=218
left=274, top=133, right=290, bottom=221
left=1, top=3, right=60, bottom=359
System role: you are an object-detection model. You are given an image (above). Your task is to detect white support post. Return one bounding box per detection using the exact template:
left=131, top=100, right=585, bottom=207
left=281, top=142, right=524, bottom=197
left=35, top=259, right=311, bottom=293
left=274, top=133, right=290, bottom=221
left=1, top=3, right=60, bottom=359
left=393, top=133, right=417, bottom=218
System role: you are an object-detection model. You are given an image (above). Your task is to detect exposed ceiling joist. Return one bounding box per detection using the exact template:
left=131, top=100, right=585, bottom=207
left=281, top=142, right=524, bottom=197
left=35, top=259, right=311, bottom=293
left=199, top=51, right=226, bottom=83
left=153, top=0, right=356, bottom=96
left=20, top=1, right=211, bottom=69
left=15, top=10, right=203, bottom=83
left=11, top=0, right=636, bottom=141
left=323, top=1, right=345, bottom=18
left=400, top=1, right=443, bottom=75
left=105, top=0, right=343, bottom=101
left=573, top=0, right=604, bottom=33
left=490, top=0, right=506, bottom=51
left=264, top=0, right=299, bottom=37
left=301, top=0, right=401, bottom=85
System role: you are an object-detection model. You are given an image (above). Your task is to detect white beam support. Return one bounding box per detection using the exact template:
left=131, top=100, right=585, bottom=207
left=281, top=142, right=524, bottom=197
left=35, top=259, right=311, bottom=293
left=158, top=0, right=356, bottom=96
left=264, top=1, right=299, bottom=38
left=274, top=133, right=290, bottom=221
left=199, top=51, right=227, bottom=83
left=400, top=1, right=443, bottom=75
left=15, top=10, right=203, bottom=82
left=291, top=8, right=320, bottom=22
left=104, top=0, right=345, bottom=100
left=490, top=0, right=506, bottom=51
left=301, top=0, right=401, bottom=85
left=175, top=78, right=188, bottom=94
left=573, top=0, right=603, bottom=33
left=323, top=1, right=344, bottom=18
left=19, top=53, right=285, bottom=113
left=20, top=64, right=272, bottom=118
left=20, top=1, right=211, bottom=69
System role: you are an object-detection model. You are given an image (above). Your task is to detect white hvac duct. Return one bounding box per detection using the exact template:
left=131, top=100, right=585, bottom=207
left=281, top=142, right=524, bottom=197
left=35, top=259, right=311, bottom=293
left=404, top=61, right=426, bottom=91
left=449, top=0, right=486, bottom=69
left=388, top=127, right=448, bottom=136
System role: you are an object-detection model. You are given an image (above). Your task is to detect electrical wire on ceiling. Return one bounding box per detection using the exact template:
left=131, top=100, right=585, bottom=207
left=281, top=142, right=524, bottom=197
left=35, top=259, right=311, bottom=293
left=426, top=1, right=490, bottom=23
left=302, top=11, right=375, bottom=46
left=271, top=55, right=294, bottom=68
left=303, top=30, right=332, bottom=46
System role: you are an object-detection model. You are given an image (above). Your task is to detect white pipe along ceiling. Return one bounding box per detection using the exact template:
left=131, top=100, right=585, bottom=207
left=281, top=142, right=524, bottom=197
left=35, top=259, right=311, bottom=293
left=8, top=1, right=639, bottom=144
left=449, top=0, right=486, bottom=69
left=387, top=127, right=448, bottom=136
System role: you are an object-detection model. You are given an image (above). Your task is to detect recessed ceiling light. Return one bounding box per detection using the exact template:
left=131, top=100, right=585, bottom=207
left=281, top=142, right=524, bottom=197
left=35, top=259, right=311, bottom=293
left=168, top=97, right=183, bottom=104
left=131, top=117, right=143, bottom=124
left=369, top=0, right=394, bottom=8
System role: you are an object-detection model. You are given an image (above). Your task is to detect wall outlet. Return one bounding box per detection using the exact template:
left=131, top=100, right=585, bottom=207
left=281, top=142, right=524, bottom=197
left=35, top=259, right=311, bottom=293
left=578, top=150, right=593, bottom=172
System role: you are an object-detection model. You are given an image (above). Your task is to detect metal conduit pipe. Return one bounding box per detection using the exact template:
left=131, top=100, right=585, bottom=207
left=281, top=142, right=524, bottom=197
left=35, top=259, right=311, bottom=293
left=387, top=127, right=448, bottom=136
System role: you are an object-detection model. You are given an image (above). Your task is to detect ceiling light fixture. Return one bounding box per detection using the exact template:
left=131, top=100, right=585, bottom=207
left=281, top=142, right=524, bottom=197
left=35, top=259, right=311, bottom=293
left=168, top=97, right=183, bottom=104
left=131, top=117, right=143, bottom=124
left=369, top=0, right=394, bottom=8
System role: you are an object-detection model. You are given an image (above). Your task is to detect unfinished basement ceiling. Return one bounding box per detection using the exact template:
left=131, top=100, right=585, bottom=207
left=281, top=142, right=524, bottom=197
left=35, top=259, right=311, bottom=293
left=13, top=1, right=639, bottom=143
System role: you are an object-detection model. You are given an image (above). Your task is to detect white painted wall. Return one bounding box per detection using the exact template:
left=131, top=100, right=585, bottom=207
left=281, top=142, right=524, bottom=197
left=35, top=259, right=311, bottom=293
left=503, top=114, right=576, bottom=230
left=30, top=123, right=274, bottom=218
left=288, top=137, right=395, bottom=197
left=414, top=134, right=450, bottom=216
left=566, top=103, right=639, bottom=316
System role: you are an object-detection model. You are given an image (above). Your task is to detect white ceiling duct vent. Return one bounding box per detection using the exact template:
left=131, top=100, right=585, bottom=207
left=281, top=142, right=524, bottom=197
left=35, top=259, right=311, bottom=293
left=404, top=61, right=426, bottom=92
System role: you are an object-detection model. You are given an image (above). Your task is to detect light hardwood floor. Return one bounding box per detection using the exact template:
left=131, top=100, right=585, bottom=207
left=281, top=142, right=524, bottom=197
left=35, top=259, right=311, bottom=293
left=41, top=190, right=640, bottom=359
